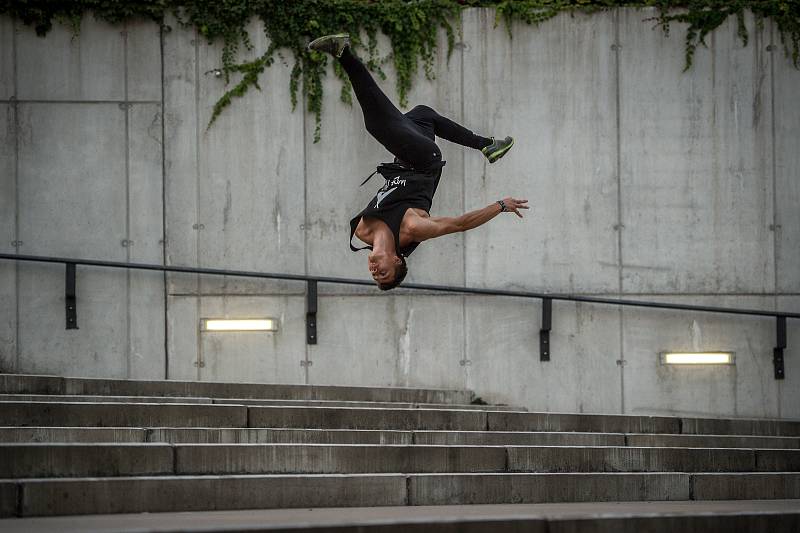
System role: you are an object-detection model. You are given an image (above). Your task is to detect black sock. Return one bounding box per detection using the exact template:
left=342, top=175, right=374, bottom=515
left=477, top=136, right=493, bottom=149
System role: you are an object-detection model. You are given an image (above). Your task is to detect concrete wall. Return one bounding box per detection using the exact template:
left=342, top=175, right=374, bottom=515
left=0, top=8, right=798, bottom=418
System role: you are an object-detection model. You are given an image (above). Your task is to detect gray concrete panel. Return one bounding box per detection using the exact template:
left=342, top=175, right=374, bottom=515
left=126, top=21, right=162, bottom=102
left=462, top=10, right=619, bottom=293
left=756, top=449, right=800, bottom=471
left=309, top=296, right=465, bottom=390
left=128, top=104, right=166, bottom=379
left=414, top=431, right=625, bottom=446
left=0, top=481, right=16, bottom=518
left=0, top=18, right=13, bottom=99
left=507, top=446, right=754, bottom=473
left=17, top=474, right=407, bottom=516
left=0, top=401, right=247, bottom=427
left=779, top=297, right=800, bottom=419
left=774, top=25, right=800, bottom=292
left=692, top=473, right=800, bottom=500
left=128, top=104, right=164, bottom=264
left=194, top=20, right=304, bottom=295
left=626, top=433, right=800, bottom=449
left=195, top=296, right=306, bottom=384
left=18, top=103, right=127, bottom=259
left=0, top=104, right=16, bottom=373
left=16, top=19, right=125, bottom=100
left=464, top=297, right=621, bottom=412
left=148, top=428, right=412, bottom=445
left=129, top=269, right=166, bottom=380
left=622, top=296, right=779, bottom=419
left=0, top=427, right=146, bottom=443
left=17, top=262, right=128, bottom=377
left=175, top=444, right=505, bottom=475
left=247, top=406, right=486, bottom=431
left=162, top=15, right=199, bottom=294
left=408, top=473, right=690, bottom=505
left=619, top=10, right=774, bottom=293
left=305, top=31, right=466, bottom=286
left=0, top=443, right=173, bottom=478
left=488, top=411, right=678, bottom=434
left=166, top=295, right=200, bottom=380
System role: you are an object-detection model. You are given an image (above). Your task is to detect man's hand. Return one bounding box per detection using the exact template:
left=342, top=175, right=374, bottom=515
left=501, top=197, right=529, bottom=218
left=410, top=196, right=530, bottom=242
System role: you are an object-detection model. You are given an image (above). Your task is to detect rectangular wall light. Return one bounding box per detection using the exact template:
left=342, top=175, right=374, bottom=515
left=660, top=352, right=734, bottom=365
left=201, top=318, right=278, bottom=332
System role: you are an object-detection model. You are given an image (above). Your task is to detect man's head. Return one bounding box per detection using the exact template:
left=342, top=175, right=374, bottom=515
left=368, top=250, right=408, bottom=291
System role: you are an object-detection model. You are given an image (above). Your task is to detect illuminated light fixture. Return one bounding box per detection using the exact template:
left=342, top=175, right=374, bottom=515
left=660, top=352, right=734, bottom=365
left=201, top=318, right=278, bottom=332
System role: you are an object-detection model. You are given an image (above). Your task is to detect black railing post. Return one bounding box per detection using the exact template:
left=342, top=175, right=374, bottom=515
left=774, top=316, right=786, bottom=380
left=306, top=280, right=318, bottom=345
left=65, top=263, right=78, bottom=330
left=540, top=297, right=552, bottom=361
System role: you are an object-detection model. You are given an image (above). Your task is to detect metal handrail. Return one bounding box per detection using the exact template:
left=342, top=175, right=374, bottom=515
left=1, top=252, right=795, bottom=378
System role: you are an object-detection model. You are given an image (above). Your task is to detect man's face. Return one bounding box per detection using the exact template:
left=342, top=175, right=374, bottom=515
left=368, top=250, right=399, bottom=285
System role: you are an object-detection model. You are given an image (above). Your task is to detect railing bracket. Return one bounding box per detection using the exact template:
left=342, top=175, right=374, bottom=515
left=540, top=297, right=552, bottom=361
left=306, top=280, right=318, bottom=345
left=65, top=263, right=78, bottom=330
left=774, top=316, right=786, bottom=380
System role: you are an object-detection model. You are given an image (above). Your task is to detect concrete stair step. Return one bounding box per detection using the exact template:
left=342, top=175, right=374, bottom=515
left=4, top=401, right=799, bottom=436
left=2, top=501, right=799, bottom=533
left=0, top=374, right=472, bottom=404
left=3, top=443, right=799, bottom=478
left=0, top=394, right=524, bottom=411
left=4, top=427, right=800, bottom=448
left=3, top=473, right=800, bottom=517
left=627, top=433, right=800, bottom=449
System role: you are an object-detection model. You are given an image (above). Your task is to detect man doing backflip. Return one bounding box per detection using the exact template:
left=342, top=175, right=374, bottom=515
left=308, top=34, right=528, bottom=290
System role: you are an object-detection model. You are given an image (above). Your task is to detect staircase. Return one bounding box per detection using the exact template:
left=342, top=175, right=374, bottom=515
left=1, top=373, right=799, bottom=531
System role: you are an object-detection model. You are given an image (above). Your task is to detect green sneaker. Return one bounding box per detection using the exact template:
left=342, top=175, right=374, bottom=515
left=307, top=33, right=351, bottom=58
left=481, top=136, right=515, bottom=163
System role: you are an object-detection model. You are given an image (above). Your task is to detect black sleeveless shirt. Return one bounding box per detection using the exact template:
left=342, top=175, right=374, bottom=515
left=349, top=160, right=445, bottom=257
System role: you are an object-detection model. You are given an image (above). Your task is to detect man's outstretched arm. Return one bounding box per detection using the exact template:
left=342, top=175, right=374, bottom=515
left=411, top=197, right=529, bottom=242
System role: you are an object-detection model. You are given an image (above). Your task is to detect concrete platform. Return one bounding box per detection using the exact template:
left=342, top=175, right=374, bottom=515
left=7, top=501, right=797, bottom=533
left=0, top=500, right=800, bottom=533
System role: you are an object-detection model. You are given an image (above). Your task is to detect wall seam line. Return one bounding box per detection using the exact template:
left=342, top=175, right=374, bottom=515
left=13, top=16, right=20, bottom=373
left=301, top=71, right=310, bottom=386
left=614, top=8, right=626, bottom=415
left=160, top=22, right=169, bottom=380
left=0, top=99, right=161, bottom=104
left=124, top=23, right=132, bottom=379
left=194, top=29, right=202, bottom=381
left=769, top=20, right=780, bottom=417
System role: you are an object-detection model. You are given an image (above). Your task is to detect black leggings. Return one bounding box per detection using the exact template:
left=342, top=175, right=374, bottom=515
left=338, top=47, right=490, bottom=170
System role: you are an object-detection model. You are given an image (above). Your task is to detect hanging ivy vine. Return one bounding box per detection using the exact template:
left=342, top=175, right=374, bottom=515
left=2, top=1, right=799, bottom=141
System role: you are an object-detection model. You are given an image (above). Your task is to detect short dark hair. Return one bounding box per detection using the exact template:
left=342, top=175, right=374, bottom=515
left=378, top=255, right=408, bottom=291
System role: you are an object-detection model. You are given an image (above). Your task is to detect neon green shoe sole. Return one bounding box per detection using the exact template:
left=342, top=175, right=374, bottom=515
left=307, top=33, right=351, bottom=58
left=481, top=136, right=515, bottom=163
